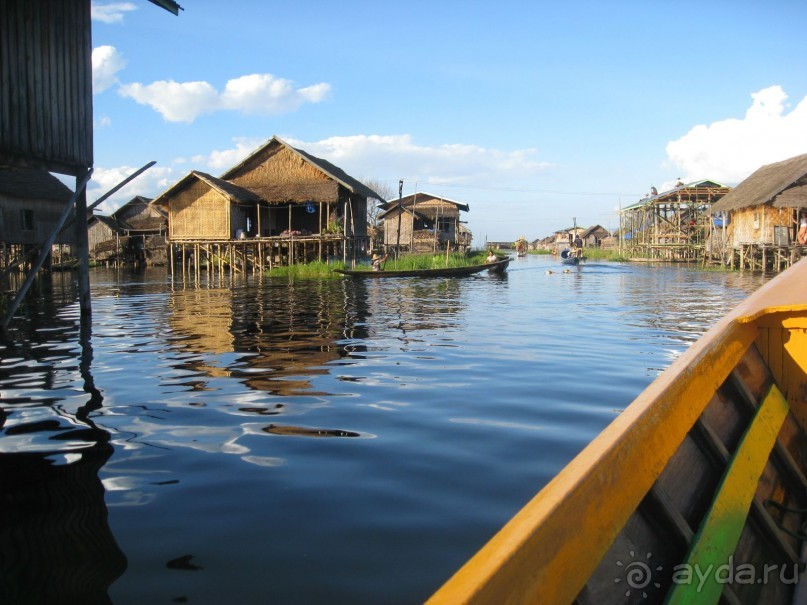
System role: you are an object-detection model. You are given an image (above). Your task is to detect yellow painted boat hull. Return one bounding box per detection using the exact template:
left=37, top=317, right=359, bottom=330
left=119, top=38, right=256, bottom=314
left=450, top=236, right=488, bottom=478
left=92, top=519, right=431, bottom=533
left=429, top=258, right=807, bottom=605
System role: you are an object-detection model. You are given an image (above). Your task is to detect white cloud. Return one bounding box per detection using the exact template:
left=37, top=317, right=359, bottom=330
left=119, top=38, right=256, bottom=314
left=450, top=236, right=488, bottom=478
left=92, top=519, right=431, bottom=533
left=193, top=137, right=265, bottom=172
left=666, top=86, right=807, bottom=185
left=92, top=45, right=127, bottom=94
left=119, top=80, right=219, bottom=123
left=91, top=2, right=137, bottom=24
left=119, top=74, right=331, bottom=123
left=88, top=164, right=175, bottom=214
left=221, top=74, right=331, bottom=115
left=87, top=134, right=552, bottom=218
left=288, top=134, right=553, bottom=187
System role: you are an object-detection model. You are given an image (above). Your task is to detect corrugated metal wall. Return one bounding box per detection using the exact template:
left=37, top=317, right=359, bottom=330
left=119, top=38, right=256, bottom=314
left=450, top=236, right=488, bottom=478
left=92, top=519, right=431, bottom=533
left=0, top=0, right=93, bottom=176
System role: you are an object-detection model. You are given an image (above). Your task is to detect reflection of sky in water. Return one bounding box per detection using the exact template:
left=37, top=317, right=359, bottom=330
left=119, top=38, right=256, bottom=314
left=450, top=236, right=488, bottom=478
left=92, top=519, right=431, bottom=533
left=0, top=262, right=770, bottom=603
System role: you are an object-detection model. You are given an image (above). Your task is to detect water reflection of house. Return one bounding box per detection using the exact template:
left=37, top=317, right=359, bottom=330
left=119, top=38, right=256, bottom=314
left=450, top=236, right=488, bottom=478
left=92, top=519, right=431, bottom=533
left=167, top=281, right=370, bottom=397
left=152, top=136, right=385, bottom=272
left=0, top=167, right=76, bottom=270
left=378, top=192, right=471, bottom=254
left=710, top=153, right=807, bottom=271
left=87, top=196, right=168, bottom=266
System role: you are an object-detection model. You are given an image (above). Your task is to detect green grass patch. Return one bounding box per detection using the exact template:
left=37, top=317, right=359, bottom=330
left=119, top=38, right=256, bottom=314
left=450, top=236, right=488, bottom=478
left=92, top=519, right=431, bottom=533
left=266, top=252, right=493, bottom=277
left=268, top=260, right=346, bottom=278
left=582, top=248, right=629, bottom=262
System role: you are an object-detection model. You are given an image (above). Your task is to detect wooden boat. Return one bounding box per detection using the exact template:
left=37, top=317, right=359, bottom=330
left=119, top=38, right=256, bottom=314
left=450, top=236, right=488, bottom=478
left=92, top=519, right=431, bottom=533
left=514, top=236, right=529, bottom=258
left=487, top=256, right=510, bottom=275
left=560, top=248, right=582, bottom=265
left=428, top=258, right=807, bottom=605
left=333, top=257, right=509, bottom=278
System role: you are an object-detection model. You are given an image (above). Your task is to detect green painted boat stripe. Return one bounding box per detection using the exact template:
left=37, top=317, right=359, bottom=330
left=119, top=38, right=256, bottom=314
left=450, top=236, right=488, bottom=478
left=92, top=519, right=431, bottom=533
left=664, top=384, right=789, bottom=605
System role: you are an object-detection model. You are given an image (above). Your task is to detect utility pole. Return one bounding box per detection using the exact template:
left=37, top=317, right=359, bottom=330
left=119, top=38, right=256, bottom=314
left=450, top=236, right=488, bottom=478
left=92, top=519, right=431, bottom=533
left=395, top=179, right=403, bottom=258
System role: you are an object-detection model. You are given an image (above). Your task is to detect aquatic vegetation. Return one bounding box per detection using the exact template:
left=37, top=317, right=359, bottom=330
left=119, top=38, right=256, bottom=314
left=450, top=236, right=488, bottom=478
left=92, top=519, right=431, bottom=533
left=266, top=252, right=490, bottom=277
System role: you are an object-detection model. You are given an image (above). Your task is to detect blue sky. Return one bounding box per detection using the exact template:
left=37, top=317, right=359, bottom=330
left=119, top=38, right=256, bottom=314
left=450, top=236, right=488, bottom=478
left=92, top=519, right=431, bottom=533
left=87, top=0, right=807, bottom=242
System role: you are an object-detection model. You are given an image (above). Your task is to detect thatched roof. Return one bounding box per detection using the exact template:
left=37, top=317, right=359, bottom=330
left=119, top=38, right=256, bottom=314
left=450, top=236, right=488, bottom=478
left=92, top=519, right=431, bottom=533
left=221, top=136, right=386, bottom=203
left=0, top=166, right=73, bottom=201
left=711, top=153, right=807, bottom=212
left=151, top=170, right=261, bottom=209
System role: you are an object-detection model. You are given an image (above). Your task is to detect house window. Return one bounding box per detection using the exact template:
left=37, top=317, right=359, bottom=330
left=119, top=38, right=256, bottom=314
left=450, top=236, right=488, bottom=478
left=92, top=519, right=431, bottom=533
left=753, top=212, right=760, bottom=230
left=437, top=217, right=451, bottom=233
left=21, top=209, right=34, bottom=231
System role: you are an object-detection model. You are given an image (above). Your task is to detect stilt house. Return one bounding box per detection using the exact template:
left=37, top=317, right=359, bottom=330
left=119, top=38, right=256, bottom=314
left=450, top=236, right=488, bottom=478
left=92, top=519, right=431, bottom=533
left=378, top=193, right=471, bottom=254
left=619, top=180, right=730, bottom=260
left=709, top=153, right=807, bottom=271
left=152, top=136, right=384, bottom=270
left=88, top=196, right=167, bottom=265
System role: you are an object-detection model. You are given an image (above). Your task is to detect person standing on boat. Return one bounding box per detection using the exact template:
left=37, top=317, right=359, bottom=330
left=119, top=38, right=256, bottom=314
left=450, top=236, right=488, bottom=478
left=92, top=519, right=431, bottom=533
left=573, top=233, right=583, bottom=257
left=371, top=252, right=388, bottom=271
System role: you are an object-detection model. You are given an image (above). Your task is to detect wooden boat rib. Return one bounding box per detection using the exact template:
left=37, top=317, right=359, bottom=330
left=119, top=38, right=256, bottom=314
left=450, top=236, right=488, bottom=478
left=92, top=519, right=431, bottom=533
left=428, top=258, right=807, bottom=605
left=333, top=257, right=509, bottom=278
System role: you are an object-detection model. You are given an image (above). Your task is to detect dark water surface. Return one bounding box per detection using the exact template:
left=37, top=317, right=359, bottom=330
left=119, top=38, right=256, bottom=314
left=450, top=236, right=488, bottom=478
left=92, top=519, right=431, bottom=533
left=0, top=256, right=769, bottom=604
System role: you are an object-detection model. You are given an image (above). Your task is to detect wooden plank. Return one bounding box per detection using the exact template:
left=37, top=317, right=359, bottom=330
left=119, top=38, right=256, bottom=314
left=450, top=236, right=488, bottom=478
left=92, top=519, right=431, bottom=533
left=665, top=384, right=790, bottom=605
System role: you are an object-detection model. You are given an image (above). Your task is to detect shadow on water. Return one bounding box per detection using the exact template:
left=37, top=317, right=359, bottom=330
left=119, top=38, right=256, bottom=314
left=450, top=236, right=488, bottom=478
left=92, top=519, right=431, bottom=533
left=0, top=291, right=127, bottom=605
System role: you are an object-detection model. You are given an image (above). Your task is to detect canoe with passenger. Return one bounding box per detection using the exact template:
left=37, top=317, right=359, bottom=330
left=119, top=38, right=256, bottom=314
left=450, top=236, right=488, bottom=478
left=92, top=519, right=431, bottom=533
left=333, top=254, right=509, bottom=278
left=428, top=257, right=807, bottom=604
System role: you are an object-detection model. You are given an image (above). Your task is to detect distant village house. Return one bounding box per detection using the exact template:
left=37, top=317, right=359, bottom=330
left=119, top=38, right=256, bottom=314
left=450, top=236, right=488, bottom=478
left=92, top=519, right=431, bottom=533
left=378, top=193, right=471, bottom=254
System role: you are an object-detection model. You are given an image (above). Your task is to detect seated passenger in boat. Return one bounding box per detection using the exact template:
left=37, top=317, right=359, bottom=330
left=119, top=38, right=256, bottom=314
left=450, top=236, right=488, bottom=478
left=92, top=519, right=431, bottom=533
left=486, top=251, right=498, bottom=263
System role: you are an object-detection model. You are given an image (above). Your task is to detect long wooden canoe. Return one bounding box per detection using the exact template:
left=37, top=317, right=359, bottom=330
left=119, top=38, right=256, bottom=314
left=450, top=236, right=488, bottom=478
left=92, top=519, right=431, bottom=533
left=333, top=257, right=509, bottom=278
left=428, top=258, right=807, bottom=605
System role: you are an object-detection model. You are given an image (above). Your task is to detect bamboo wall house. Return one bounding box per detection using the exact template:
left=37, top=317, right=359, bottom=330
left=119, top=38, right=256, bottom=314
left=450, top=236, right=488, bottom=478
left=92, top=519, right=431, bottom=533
left=152, top=136, right=384, bottom=274
left=88, top=196, right=167, bottom=266
left=710, top=153, right=807, bottom=271
left=619, top=180, right=731, bottom=261
left=378, top=193, right=471, bottom=254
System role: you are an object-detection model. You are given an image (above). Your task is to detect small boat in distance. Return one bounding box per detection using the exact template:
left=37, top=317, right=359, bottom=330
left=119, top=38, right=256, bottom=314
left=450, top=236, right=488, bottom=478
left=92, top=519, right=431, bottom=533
left=428, top=259, right=807, bottom=605
left=560, top=248, right=582, bottom=265
left=333, top=256, right=509, bottom=278
left=514, top=236, right=528, bottom=257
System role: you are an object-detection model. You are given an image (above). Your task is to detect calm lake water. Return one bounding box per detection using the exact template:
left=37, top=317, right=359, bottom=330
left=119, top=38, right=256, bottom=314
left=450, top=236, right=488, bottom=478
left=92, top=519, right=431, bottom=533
left=0, top=256, right=769, bottom=605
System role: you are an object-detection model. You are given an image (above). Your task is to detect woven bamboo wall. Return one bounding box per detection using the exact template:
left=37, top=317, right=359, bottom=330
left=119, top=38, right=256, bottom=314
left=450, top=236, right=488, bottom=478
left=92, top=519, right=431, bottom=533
left=229, top=147, right=339, bottom=203
left=169, top=182, right=229, bottom=240
left=729, top=206, right=793, bottom=246
left=383, top=211, right=414, bottom=246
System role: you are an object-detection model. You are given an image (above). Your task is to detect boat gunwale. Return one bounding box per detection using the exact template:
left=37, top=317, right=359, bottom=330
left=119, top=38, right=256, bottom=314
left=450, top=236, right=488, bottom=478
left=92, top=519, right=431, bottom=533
left=427, top=258, right=807, bottom=605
